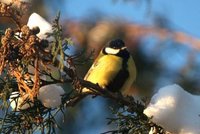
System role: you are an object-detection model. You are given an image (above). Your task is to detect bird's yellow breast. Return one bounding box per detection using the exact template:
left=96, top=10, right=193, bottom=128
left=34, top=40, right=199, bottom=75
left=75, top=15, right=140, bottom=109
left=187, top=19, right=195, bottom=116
left=83, top=55, right=122, bottom=91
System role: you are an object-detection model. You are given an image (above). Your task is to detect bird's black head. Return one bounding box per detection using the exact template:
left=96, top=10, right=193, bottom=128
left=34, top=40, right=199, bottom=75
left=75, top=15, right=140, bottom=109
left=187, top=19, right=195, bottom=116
left=108, top=39, right=125, bottom=49
left=103, top=39, right=129, bottom=59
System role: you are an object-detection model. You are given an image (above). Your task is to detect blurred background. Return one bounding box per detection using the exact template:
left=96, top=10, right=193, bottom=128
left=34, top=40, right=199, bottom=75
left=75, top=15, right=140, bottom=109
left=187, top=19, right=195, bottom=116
left=1, top=0, right=200, bottom=133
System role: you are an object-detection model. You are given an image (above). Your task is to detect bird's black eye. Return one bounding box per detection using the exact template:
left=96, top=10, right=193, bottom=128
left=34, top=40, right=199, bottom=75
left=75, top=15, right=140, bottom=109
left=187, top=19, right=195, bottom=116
left=108, top=39, right=125, bottom=49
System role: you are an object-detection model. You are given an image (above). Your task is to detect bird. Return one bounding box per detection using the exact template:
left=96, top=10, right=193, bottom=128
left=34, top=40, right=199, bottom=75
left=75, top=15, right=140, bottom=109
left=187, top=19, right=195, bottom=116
left=83, top=39, right=136, bottom=95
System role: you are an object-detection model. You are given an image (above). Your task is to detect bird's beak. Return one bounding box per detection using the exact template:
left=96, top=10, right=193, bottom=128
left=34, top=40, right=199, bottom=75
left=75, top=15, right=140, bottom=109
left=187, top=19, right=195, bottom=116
left=121, top=47, right=127, bottom=50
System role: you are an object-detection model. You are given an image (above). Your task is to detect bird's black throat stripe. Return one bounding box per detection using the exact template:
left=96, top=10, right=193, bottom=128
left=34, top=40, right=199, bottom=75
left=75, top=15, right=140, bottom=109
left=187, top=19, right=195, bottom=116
left=103, top=49, right=130, bottom=92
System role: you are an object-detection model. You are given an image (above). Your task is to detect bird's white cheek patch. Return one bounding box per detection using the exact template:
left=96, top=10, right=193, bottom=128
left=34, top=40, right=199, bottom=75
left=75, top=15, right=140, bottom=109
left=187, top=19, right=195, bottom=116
left=105, top=47, right=120, bottom=54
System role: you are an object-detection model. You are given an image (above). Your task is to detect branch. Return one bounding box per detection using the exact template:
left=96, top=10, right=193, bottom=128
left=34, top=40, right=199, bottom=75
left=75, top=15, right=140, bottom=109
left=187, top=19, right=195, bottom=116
left=79, top=79, right=144, bottom=108
left=64, top=78, right=146, bottom=120
left=67, top=79, right=154, bottom=133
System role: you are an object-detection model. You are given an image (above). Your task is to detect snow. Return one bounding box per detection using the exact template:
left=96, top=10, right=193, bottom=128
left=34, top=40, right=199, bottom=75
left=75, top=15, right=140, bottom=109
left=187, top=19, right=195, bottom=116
left=144, top=84, right=200, bottom=134
left=27, top=13, right=62, bottom=81
left=38, top=84, right=65, bottom=108
left=27, top=13, right=52, bottom=40
left=10, top=84, right=65, bottom=110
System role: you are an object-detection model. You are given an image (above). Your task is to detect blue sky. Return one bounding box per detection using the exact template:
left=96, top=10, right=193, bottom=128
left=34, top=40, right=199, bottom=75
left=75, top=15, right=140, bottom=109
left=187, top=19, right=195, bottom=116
left=45, top=0, right=200, bottom=37
left=60, top=0, right=200, bottom=38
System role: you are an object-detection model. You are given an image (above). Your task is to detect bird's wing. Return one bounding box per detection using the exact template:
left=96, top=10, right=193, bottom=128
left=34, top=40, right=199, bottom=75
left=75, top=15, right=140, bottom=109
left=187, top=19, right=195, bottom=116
left=84, top=51, right=104, bottom=80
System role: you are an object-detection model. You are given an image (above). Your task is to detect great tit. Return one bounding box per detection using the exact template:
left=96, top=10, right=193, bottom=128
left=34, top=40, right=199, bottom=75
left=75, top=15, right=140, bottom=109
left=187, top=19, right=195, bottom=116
left=83, top=39, right=136, bottom=95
